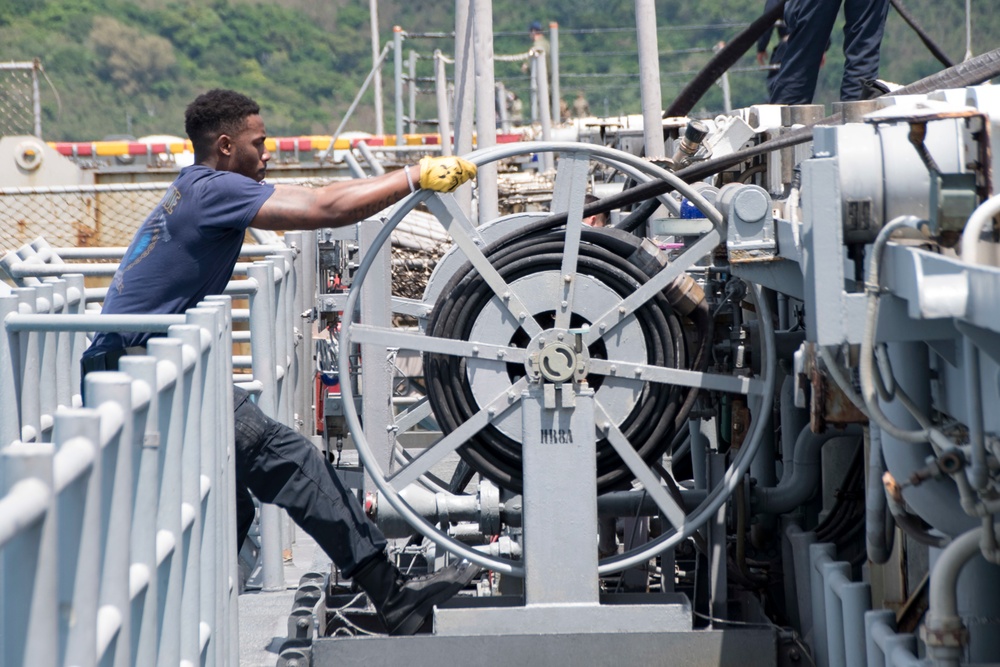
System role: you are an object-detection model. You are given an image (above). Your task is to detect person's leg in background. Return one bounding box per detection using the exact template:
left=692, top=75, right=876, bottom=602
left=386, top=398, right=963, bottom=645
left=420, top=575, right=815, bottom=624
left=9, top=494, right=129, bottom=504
left=769, top=0, right=842, bottom=105
left=840, top=0, right=890, bottom=101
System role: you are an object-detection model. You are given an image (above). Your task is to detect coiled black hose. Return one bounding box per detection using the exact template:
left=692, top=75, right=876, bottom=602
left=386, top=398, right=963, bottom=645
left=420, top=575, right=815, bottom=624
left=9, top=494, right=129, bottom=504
left=424, top=226, right=712, bottom=493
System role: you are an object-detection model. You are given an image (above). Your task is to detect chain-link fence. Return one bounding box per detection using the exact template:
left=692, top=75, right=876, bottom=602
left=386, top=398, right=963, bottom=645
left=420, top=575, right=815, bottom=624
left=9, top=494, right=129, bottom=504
left=0, top=175, right=451, bottom=300
left=0, top=60, right=42, bottom=138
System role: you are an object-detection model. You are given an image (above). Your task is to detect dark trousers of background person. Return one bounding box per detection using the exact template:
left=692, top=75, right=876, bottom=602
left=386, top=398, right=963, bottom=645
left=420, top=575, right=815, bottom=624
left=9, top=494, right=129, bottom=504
left=769, top=0, right=890, bottom=105
left=81, top=352, right=387, bottom=578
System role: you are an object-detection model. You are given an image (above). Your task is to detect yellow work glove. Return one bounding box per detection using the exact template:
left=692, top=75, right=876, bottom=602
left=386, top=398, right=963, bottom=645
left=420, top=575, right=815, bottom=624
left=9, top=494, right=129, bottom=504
left=418, top=155, right=477, bottom=193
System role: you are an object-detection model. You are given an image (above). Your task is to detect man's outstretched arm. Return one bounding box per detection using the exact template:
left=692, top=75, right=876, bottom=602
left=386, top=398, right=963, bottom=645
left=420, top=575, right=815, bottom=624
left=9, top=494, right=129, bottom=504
left=251, top=156, right=476, bottom=230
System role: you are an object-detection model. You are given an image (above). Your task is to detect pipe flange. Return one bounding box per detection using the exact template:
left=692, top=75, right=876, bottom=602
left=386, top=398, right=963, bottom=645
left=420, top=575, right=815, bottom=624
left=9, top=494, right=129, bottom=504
left=920, top=620, right=969, bottom=648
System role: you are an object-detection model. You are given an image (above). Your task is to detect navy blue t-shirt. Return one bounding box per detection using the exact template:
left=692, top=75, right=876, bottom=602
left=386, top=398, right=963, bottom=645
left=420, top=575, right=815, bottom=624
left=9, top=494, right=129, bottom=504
left=85, top=165, right=275, bottom=356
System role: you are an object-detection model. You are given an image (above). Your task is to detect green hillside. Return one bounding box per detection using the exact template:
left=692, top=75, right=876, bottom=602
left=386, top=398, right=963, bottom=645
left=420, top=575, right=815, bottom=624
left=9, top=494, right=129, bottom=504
left=0, top=0, right=994, bottom=141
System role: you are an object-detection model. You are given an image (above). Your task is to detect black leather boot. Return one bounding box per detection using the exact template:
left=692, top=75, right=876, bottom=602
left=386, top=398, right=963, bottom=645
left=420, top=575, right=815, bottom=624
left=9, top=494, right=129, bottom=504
left=351, top=555, right=480, bottom=635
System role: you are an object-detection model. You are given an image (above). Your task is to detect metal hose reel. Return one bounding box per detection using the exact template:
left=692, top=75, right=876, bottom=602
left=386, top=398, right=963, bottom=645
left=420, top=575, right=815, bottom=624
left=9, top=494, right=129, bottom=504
left=338, top=142, right=776, bottom=576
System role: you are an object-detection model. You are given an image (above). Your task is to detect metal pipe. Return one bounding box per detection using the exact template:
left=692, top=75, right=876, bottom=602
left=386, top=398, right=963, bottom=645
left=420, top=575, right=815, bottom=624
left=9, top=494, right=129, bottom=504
left=753, top=424, right=863, bottom=515
left=959, top=192, right=1000, bottom=265
left=247, top=262, right=284, bottom=592
left=535, top=52, right=554, bottom=171
left=434, top=50, right=452, bottom=155
left=549, top=22, right=560, bottom=126
left=963, top=337, right=988, bottom=490
left=473, top=0, right=499, bottom=222
left=925, top=526, right=982, bottom=667
left=866, top=424, right=893, bottom=564
left=635, top=0, right=664, bottom=159
left=393, top=26, right=405, bottom=146
left=369, top=0, right=384, bottom=137
left=452, top=0, right=475, bottom=216
left=355, top=141, right=386, bottom=176
left=496, top=81, right=510, bottom=134
left=408, top=50, right=418, bottom=135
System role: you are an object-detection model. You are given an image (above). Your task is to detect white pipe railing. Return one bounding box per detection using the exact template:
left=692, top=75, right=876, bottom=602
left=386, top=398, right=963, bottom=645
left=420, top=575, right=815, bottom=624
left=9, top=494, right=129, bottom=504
left=0, top=233, right=315, bottom=666
left=0, top=300, right=234, bottom=667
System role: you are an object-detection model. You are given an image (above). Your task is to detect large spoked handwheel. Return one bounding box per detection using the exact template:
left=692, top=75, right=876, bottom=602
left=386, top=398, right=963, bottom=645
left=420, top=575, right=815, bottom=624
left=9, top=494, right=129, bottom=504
left=339, top=142, right=776, bottom=576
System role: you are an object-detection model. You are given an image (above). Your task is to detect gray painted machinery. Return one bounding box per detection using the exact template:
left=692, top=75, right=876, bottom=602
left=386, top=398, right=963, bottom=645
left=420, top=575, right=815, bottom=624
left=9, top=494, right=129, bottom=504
left=302, top=86, right=1000, bottom=667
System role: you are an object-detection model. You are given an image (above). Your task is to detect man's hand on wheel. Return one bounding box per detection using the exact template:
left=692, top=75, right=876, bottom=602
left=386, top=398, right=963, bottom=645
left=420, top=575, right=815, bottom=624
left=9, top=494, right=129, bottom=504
left=418, top=156, right=477, bottom=193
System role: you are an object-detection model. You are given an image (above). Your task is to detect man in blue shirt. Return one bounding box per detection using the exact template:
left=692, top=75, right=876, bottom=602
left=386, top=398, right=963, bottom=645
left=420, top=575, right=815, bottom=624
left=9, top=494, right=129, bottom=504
left=82, top=89, right=479, bottom=635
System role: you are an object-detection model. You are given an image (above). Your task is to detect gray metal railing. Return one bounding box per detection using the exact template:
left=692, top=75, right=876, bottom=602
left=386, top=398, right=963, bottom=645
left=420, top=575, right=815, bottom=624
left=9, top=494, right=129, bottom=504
left=0, top=299, right=236, bottom=667
left=0, top=232, right=317, bottom=665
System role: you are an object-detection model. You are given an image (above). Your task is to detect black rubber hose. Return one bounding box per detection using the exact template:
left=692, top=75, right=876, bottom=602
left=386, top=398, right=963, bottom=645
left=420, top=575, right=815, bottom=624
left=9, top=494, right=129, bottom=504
left=663, top=0, right=787, bottom=119
left=423, top=226, right=710, bottom=493
left=889, top=0, right=954, bottom=68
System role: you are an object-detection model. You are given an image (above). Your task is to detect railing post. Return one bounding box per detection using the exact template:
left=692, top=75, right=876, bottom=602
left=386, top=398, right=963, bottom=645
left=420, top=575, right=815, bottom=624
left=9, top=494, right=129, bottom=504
left=0, top=294, right=23, bottom=446
left=85, top=371, right=135, bottom=667
left=15, top=288, right=40, bottom=442
left=34, top=282, right=57, bottom=437
left=205, top=295, right=240, bottom=667
left=1, top=441, right=57, bottom=667
left=248, top=261, right=284, bottom=592
left=53, top=409, right=103, bottom=667
left=188, top=305, right=225, bottom=667
left=64, top=273, right=87, bottom=403
left=171, top=322, right=207, bottom=665
left=148, top=337, right=186, bottom=667
left=47, top=278, right=74, bottom=410
left=116, top=356, right=160, bottom=667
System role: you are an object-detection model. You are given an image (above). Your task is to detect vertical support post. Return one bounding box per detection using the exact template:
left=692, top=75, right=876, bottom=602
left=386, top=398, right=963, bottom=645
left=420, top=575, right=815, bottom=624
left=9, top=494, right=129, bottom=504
left=408, top=50, right=418, bottom=135
left=248, top=262, right=284, bottom=592
left=358, top=219, right=394, bottom=495
left=205, top=295, right=240, bottom=667
left=54, top=409, right=103, bottom=667
left=170, top=323, right=205, bottom=665
left=65, top=274, right=87, bottom=403
left=473, top=0, right=499, bottom=223
left=2, top=442, right=57, bottom=667
left=810, top=543, right=836, bottom=667
left=148, top=338, right=186, bottom=667
left=496, top=81, right=510, bottom=134
left=15, top=288, right=40, bottom=442
left=186, top=307, right=223, bottom=667
left=635, top=0, right=664, bottom=159
left=369, top=0, right=384, bottom=137
left=32, top=58, right=42, bottom=138
left=0, top=294, right=22, bottom=446
left=86, top=372, right=136, bottom=667
left=116, top=356, right=160, bottom=667
left=453, top=0, right=475, bottom=216
left=708, top=452, right=728, bottom=621
left=521, top=386, right=600, bottom=605
left=393, top=26, right=405, bottom=147
left=435, top=50, right=453, bottom=155
left=535, top=53, right=553, bottom=171
left=529, top=56, right=539, bottom=123
left=47, top=278, right=74, bottom=410
left=549, top=22, right=561, bottom=126
left=35, top=283, right=57, bottom=435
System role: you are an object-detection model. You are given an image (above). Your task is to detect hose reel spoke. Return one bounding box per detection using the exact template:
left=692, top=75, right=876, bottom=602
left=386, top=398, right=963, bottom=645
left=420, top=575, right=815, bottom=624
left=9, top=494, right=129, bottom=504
left=588, top=358, right=766, bottom=396
left=595, top=401, right=689, bottom=531
left=583, top=229, right=721, bottom=347
left=387, top=376, right=529, bottom=491
left=425, top=193, right=543, bottom=339
left=351, top=323, right=527, bottom=365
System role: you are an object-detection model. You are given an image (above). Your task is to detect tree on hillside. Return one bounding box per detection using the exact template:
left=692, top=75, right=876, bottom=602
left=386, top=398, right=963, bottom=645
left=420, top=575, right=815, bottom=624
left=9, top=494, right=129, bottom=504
left=89, top=16, right=177, bottom=98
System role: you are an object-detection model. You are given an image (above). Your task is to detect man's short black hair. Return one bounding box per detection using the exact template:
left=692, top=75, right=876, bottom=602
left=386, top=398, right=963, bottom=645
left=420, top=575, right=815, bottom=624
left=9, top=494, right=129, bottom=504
left=184, top=89, right=261, bottom=155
